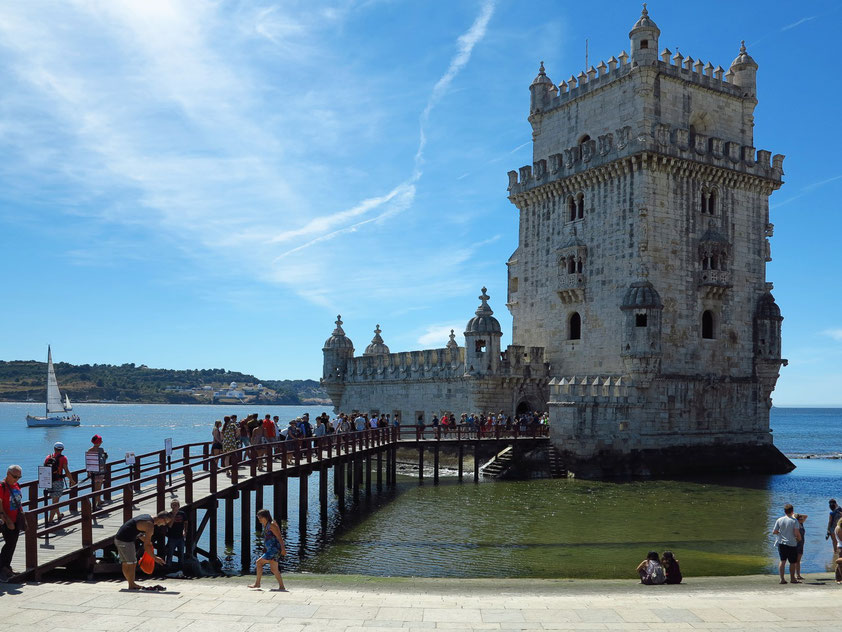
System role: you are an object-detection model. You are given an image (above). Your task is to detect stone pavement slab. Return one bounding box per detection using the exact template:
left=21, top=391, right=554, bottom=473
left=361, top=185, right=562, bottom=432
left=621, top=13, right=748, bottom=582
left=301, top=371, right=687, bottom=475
left=1, top=573, right=841, bottom=632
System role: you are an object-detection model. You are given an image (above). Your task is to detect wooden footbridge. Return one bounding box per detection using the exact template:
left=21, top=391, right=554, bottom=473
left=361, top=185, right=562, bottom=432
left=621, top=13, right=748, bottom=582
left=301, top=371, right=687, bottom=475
left=10, top=426, right=550, bottom=581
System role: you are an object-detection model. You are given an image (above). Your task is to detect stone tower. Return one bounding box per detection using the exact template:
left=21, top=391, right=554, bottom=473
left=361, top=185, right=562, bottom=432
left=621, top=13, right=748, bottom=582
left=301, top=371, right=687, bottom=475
left=506, top=6, right=791, bottom=476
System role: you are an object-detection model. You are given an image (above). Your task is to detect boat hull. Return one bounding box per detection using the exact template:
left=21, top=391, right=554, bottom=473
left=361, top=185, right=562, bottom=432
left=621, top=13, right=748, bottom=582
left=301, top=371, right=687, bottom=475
left=26, top=415, right=81, bottom=427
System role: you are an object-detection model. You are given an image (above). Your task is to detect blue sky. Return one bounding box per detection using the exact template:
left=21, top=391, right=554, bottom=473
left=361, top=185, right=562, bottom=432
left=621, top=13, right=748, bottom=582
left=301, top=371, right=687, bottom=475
left=0, top=1, right=840, bottom=406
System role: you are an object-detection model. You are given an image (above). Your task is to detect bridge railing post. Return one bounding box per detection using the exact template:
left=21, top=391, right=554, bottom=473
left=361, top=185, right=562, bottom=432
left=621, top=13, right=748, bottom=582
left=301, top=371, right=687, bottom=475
left=281, top=442, right=287, bottom=469
left=123, top=484, right=134, bottom=524
left=184, top=467, right=193, bottom=505
left=202, top=444, right=209, bottom=471
left=210, top=459, right=218, bottom=495
left=249, top=446, right=257, bottom=478
left=156, top=474, right=166, bottom=514
left=183, top=445, right=190, bottom=465
left=103, top=462, right=113, bottom=502
left=81, top=498, right=93, bottom=548
left=24, top=513, right=38, bottom=573
left=134, top=458, right=141, bottom=492
left=294, top=440, right=301, bottom=468
left=267, top=444, right=274, bottom=472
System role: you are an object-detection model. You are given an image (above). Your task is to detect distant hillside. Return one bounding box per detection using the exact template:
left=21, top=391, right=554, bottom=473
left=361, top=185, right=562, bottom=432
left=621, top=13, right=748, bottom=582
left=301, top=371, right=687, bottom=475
left=0, top=361, right=329, bottom=405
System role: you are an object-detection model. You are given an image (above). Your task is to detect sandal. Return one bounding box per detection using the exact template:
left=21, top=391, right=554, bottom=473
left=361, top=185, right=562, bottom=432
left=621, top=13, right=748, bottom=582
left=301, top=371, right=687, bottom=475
left=153, top=584, right=166, bottom=591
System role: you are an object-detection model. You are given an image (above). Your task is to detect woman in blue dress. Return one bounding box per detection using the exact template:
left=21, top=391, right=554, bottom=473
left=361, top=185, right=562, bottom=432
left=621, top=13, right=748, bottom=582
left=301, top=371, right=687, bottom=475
left=248, top=509, right=286, bottom=590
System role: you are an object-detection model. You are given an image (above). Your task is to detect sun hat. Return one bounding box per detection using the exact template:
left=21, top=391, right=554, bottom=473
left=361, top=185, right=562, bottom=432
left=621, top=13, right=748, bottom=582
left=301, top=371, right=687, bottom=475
left=53, top=441, right=65, bottom=450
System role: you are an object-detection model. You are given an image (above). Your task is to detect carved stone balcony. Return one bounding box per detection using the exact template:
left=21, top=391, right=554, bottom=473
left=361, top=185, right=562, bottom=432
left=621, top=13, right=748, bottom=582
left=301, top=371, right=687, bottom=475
left=557, top=273, right=585, bottom=304
left=698, top=269, right=731, bottom=299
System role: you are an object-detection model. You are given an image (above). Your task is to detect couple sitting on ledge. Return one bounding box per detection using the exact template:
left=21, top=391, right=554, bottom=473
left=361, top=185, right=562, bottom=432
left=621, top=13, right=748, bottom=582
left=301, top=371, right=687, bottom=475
left=636, top=551, right=682, bottom=585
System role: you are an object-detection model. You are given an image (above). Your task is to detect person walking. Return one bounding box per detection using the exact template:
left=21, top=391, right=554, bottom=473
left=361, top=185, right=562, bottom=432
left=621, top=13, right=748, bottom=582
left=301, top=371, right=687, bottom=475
left=794, top=513, right=807, bottom=581
left=0, top=465, right=24, bottom=581
left=248, top=509, right=286, bottom=590
left=772, top=503, right=802, bottom=584
left=45, top=442, right=75, bottom=523
left=114, top=512, right=170, bottom=590
left=86, top=435, right=108, bottom=510
left=211, top=420, right=224, bottom=464
left=827, top=499, right=842, bottom=556
left=221, top=417, right=238, bottom=476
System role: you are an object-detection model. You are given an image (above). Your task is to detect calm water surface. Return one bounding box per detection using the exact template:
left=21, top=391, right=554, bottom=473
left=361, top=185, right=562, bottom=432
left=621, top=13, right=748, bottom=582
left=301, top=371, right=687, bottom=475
left=1, top=403, right=840, bottom=578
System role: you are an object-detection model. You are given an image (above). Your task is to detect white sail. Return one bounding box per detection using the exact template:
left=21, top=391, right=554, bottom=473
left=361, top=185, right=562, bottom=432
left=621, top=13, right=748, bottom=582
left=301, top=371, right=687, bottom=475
left=46, top=346, right=65, bottom=414
left=64, top=393, right=73, bottom=411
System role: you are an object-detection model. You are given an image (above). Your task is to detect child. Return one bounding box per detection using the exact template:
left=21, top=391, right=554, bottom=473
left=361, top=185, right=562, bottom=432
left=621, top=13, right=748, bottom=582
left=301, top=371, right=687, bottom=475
left=661, top=550, right=682, bottom=584
left=248, top=509, right=286, bottom=590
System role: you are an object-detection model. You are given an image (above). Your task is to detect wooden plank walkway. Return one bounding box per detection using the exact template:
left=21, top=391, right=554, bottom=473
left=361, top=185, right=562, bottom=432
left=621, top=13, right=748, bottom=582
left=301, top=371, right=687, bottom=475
left=8, top=427, right=549, bottom=580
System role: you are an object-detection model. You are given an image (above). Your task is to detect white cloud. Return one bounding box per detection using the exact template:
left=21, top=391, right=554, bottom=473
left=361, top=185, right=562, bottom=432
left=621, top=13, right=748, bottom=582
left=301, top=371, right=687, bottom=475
left=822, top=329, right=842, bottom=342
left=417, top=324, right=464, bottom=348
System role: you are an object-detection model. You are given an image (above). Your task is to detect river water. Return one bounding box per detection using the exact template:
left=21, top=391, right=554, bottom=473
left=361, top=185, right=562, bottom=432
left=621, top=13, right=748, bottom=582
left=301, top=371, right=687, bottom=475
left=1, top=403, right=840, bottom=578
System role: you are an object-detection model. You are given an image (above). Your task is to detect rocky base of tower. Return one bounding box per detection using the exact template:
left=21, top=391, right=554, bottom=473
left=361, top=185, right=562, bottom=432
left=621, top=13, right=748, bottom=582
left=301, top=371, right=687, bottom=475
left=558, top=442, right=794, bottom=479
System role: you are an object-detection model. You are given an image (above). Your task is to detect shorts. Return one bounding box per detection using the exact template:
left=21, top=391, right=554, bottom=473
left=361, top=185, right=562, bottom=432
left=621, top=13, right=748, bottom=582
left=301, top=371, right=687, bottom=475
left=50, top=479, right=65, bottom=500
left=778, top=543, right=798, bottom=563
left=212, top=442, right=223, bottom=451
left=115, top=538, right=137, bottom=564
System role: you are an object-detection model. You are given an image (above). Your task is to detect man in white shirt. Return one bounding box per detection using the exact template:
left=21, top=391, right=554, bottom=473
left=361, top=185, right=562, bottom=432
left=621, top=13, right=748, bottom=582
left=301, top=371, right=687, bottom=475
left=772, top=503, right=802, bottom=584
left=354, top=415, right=366, bottom=432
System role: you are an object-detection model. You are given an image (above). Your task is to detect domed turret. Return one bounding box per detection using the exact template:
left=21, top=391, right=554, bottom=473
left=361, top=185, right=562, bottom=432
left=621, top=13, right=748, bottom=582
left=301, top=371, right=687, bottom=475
left=529, top=61, right=556, bottom=114
left=629, top=3, right=659, bottom=66
left=363, top=324, right=390, bottom=356
left=322, top=315, right=355, bottom=385
left=323, top=315, right=354, bottom=351
left=621, top=280, right=663, bottom=310
left=620, top=280, right=663, bottom=386
left=464, top=287, right=503, bottom=376
left=729, top=41, right=758, bottom=97
left=755, top=292, right=781, bottom=321
left=466, top=287, right=502, bottom=334
left=446, top=329, right=459, bottom=350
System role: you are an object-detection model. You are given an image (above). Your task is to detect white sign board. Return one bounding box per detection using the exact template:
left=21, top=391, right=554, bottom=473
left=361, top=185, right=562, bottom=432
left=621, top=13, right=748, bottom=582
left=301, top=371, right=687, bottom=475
left=38, top=466, right=52, bottom=490
left=125, top=452, right=136, bottom=465
left=164, top=438, right=173, bottom=457
left=85, top=450, right=101, bottom=473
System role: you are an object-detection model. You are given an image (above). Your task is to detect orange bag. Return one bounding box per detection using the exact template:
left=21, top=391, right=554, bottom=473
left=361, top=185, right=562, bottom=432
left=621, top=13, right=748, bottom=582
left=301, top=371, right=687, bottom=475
left=138, top=552, right=155, bottom=575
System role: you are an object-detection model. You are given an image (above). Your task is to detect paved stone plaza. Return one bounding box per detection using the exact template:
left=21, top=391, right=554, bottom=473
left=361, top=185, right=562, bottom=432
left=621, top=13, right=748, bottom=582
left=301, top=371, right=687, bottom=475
left=1, top=573, right=841, bottom=631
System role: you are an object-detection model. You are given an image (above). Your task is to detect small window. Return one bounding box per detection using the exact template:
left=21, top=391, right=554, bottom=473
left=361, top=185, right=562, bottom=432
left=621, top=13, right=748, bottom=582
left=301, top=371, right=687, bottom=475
left=635, top=314, right=648, bottom=327
left=475, top=340, right=487, bottom=353
left=702, top=189, right=717, bottom=215
left=576, top=193, right=584, bottom=219
left=567, top=257, right=576, bottom=274
left=569, top=312, right=581, bottom=340
left=510, top=277, right=518, bottom=292
left=568, top=196, right=576, bottom=222
left=576, top=257, right=583, bottom=273
left=640, top=39, right=649, bottom=49
left=702, top=310, right=715, bottom=339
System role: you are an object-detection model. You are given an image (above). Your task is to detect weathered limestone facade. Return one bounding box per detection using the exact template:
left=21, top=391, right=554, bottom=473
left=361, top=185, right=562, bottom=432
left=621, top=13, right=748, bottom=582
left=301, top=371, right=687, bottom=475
left=322, top=7, right=792, bottom=477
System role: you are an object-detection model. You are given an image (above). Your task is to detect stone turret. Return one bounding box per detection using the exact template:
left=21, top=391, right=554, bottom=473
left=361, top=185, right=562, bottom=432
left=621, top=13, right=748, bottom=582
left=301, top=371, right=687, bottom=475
left=363, top=324, right=390, bottom=356
left=322, top=315, right=354, bottom=381
left=464, top=287, right=502, bottom=376
left=729, top=40, right=758, bottom=98
left=620, top=280, right=663, bottom=386
left=529, top=61, right=556, bottom=114
left=629, top=3, right=659, bottom=66
left=446, top=329, right=459, bottom=350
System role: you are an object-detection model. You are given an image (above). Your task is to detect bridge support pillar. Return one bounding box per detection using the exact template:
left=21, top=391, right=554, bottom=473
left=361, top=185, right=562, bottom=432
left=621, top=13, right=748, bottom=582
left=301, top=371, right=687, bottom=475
left=319, top=464, right=328, bottom=520
left=273, top=476, right=286, bottom=523
left=365, top=456, right=372, bottom=496
left=347, top=457, right=354, bottom=487
left=209, top=500, right=218, bottom=561
left=255, top=483, right=264, bottom=530
left=299, top=472, right=308, bottom=533
left=224, top=495, right=234, bottom=547
left=240, top=487, right=251, bottom=573
left=391, top=446, right=398, bottom=487
left=433, top=444, right=440, bottom=485
left=376, top=450, right=383, bottom=490
left=418, top=446, right=424, bottom=483
left=336, top=460, right=345, bottom=509
left=458, top=444, right=464, bottom=481
left=474, top=443, right=479, bottom=483
left=352, top=458, right=361, bottom=502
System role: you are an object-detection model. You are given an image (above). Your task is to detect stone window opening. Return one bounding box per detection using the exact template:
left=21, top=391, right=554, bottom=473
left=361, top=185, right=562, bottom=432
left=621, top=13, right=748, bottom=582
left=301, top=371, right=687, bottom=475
left=576, top=257, right=583, bottom=273
left=569, top=312, right=582, bottom=340
left=635, top=313, right=648, bottom=327
left=576, top=193, right=584, bottom=219
left=475, top=340, right=487, bottom=353
left=568, top=196, right=576, bottom=222
left=701, top=249, right=726, bottom=271
left=567, top=256, right=576, bottom=274
left=640, top=39, right=649, bottom=49
left=701, top=189, right=717, bottom=215
left=702, top=310, right=715, bottom=340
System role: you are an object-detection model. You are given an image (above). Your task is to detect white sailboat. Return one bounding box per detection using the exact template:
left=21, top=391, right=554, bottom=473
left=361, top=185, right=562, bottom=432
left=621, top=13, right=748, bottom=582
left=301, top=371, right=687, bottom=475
left=26, top=346, right=81, bottom=427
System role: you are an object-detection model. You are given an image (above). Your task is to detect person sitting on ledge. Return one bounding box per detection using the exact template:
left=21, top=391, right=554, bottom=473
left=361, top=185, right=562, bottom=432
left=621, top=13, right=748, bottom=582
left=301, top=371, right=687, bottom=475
left=661, top=550, right=682, bottom=584
left=636, top=551, right=666, bottom=585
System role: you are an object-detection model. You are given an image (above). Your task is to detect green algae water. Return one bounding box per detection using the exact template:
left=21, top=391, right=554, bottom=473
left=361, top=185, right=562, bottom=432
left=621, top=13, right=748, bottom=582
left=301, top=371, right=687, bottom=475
left=300, top=459, right=842, bottom=578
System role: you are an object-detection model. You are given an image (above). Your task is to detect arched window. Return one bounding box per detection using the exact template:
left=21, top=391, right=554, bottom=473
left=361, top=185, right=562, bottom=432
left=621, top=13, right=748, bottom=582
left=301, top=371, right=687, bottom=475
left=568, top=196, right=576, bottom=222
left=576, top=193, right=584, bottom=219
left=578, top=134, right=591, bottom=146
left=576, top=257, right=583, bottom=273
left=701, top=310, right=715, bottom=340
left=569, top=312, right=581, bottom=340
left=567, top=256, right=576, bottom=274
left=701, top=189, right=717, bottom=215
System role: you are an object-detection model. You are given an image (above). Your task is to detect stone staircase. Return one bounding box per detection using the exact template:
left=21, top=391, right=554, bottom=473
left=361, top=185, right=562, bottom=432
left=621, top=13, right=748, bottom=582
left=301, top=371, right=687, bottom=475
left=478, top=446, right=514, bottom=478
left=545, top=444, right=568, bottom=478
